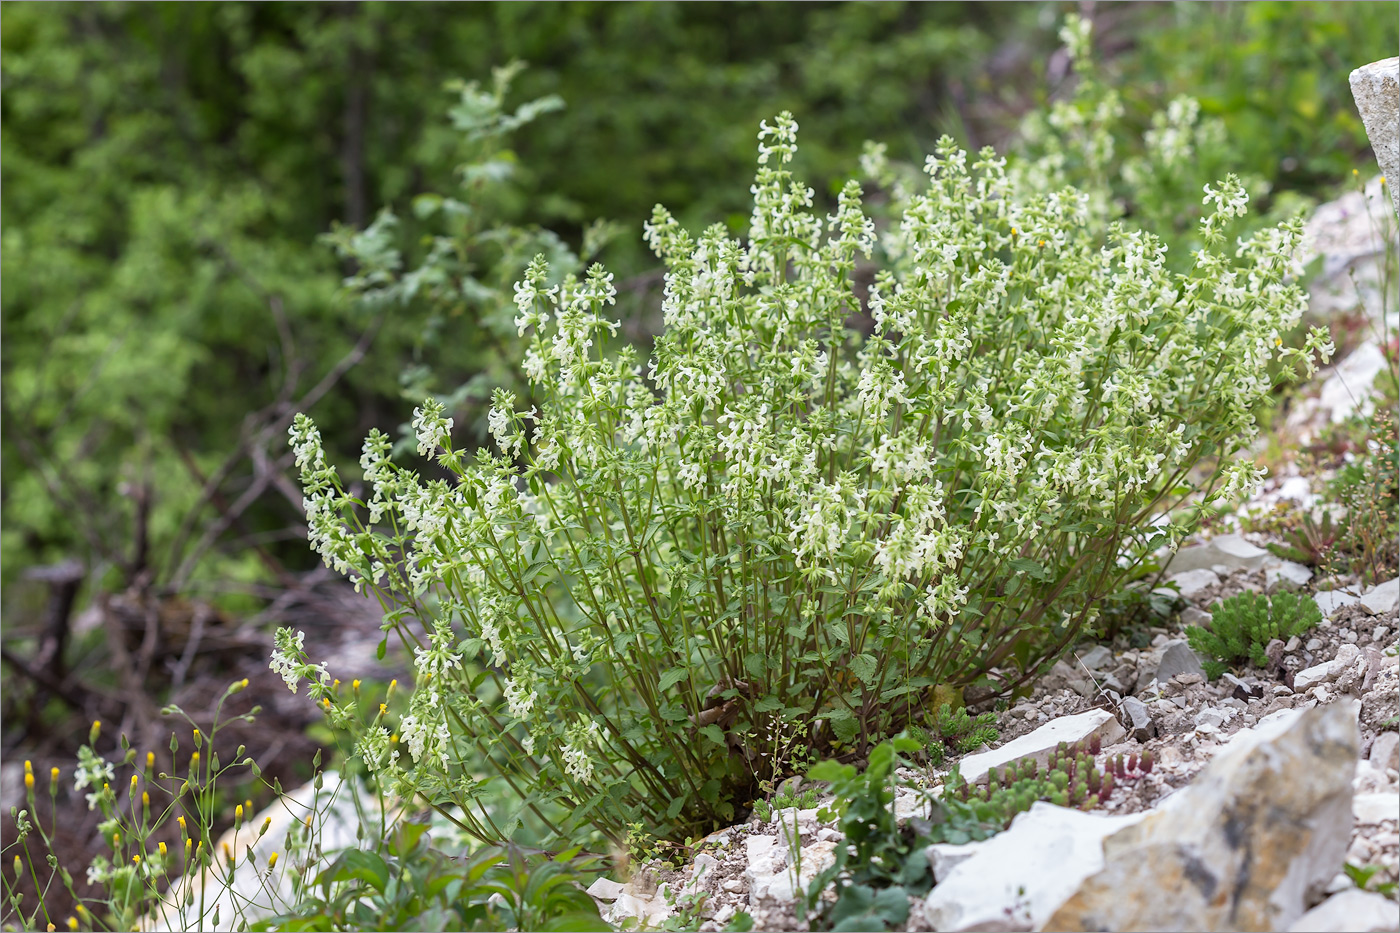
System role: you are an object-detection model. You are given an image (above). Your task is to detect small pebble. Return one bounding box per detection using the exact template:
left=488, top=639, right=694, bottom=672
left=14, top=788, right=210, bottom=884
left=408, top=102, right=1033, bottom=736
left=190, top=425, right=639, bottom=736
left=1306, top=638, right=1323, bottom=652
left=1341, top=629, right=1358, bottom=643
left=1284, top=636, right=1301, bottom=652
left=1374, top=626, right=1390, bottom=643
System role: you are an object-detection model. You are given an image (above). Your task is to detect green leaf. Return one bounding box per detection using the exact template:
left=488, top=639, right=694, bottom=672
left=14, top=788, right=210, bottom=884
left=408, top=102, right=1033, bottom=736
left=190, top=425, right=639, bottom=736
left=658, top=668, right=690, bottom=692
left=1008, top=558, right=1050, bottom=580
left=699, top=724, right=726, bottom=746
left=849, top=653, right=878, bottom=685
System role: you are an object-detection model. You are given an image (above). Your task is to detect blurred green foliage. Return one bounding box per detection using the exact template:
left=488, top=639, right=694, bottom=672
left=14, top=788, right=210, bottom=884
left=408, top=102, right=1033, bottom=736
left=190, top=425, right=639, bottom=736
left=1, top=0, right=1396, bottom=614
left=0, top=1, right=1023, bottom=608
left=1113, top=1, right=1398, bottom=195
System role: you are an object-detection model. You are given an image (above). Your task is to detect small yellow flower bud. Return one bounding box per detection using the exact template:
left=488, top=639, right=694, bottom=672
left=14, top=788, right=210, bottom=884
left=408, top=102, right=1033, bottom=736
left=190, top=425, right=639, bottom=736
left=132, top=854, right=140, bottom=865
left=235, top=804, right=244, bottom=825
left=322, top=697, right=331, bottom=709
left=222, top=841, right=233, bottom=863
left=23, top=760, right=32, bottom=774
left=333, top=679, right=340, bottom=692
left=267, top=852, right=278, bottom=870
left=146, top=751, right=155, bottom=771
left=245, top=798, right=252, bottom=813
left=50, top=767, right=59, bottom=786
left=259, top=816, right=272, bottom=837
left=12, top=855, right=21, bottom=877
left=177, top=815, right=187, bottom=834
left=352, top=679, right=361, bottom=694
left=90, top=720, right=101, bottom=744
left=142, top=791, right=150, bottom=811
left=185, top=838, right=192, bottom=859
left=47, top=923, right=55, bottom=932
left=111, top=832, right=121, bottom=849
left=130, top=775, right=138, bottom=795
left=24, top=773, right=34, bottom=792
left=192, top=728, right=201, bottom=749
left=190, top=751, right=200, bottom=770
left=159, top=841, right=167, bottom=858
left=68, top=918, right=79, bottom=932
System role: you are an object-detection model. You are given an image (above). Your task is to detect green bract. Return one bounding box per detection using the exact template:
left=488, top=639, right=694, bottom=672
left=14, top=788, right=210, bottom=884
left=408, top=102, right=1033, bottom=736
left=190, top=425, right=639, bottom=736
left=288, top=109, right=1331, bottom=845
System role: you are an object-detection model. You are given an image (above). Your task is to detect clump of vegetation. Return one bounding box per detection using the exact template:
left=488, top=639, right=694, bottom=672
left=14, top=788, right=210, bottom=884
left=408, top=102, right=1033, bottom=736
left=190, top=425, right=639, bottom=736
left=1187, top=591, right=1322, bottom=680
left=1264, top=509, right=1343, bottom=570
left=1328, top=407, right=1400, bottom=586
left=287, top=79, right=1330, bottom=845
left=799, top=738, right=999, bottom=933
left=943, top=738, right=1153, bottom=830
left=259, top=829, right=608, bottom=933
left=753, top=785, right=821, bottom=823
left=908, top=703, right=999, bottom=767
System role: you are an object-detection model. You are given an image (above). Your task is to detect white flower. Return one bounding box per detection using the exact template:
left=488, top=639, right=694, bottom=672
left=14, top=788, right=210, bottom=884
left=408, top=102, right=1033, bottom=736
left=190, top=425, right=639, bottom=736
left=504, top=677, right=536, bottom=720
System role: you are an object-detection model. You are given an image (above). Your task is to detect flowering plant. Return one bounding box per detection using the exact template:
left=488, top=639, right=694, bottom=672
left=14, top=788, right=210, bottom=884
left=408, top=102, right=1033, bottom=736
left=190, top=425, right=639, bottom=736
left=286, top=107, right=1331, bottom=844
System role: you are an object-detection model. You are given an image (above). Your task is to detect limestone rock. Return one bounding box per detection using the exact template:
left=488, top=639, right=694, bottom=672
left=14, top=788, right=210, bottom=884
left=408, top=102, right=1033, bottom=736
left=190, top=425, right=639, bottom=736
left=1121, top=695, right=1155, bottom=743
left=1157, top=640, right=1208, bottom=684
left=146, top=772, right=389, bottom=932
left=1353, top=793, right=1400, bottom=825
left=1317, top=340, right=1388, bottom=425
left=1351, top=57, right=1400, bottom=215
left=1168, top=534, right=1270, bottom=575
left=1361, top=578, right=1400, bottom=616
left=1077, top=644, right=1115, bottom=672
left=956, top=709, right=1125, bottom=786
left=1266, top=560, right=1314, bottom=593
left=1287, top=888, right=1400, bottom=933
left=923, top=803, right=1143, bottom=932
left=1314, top=590, right=1360, bottom=618
left=926, top=840, right=989, bottom=883
left=1171, top=568, right=1222, bottom=601
left=1371, top=731, right=1400, bottom=771
left=1295, top=644, right=1363, bottom=692
left=1045, top=702, right=1359, bottom=932
left=586, top=877, right=626, bottom=901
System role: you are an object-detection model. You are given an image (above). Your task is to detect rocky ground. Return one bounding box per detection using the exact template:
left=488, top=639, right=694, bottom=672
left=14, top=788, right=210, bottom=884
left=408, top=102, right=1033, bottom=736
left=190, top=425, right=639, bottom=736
left=593, top=550, right=1399, bottom=933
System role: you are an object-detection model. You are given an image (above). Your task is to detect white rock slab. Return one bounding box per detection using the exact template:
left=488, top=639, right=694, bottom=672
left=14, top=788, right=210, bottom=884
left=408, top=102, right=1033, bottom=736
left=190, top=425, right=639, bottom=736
left=924, top=803, right=1144, bottom=932
left=1266, top=560, right=1313, bottom=592
left=145, top=772, right=389, bottom=932
left=586, top=877, right=626, bottom=901
left=1351, top=57, right=1400, bottom=215
left=1170, top=568, right=1221, bottom=600
left=1295, top=644, right=1364, bottom=692
left=955, top=709, right=1125, bottom=787
left=1288, top=888, right=1400, bottom=933
left=926, top=839, right=990, bottom=883
left=1046, top=702, right=1359, bottom=932
left=1168, top=533, right=1271, bottom=575
left=1314, top=589, right=1360, bottom=618
left=1361, top=578, right=1399, bottom=615
left=1353, top=792, right=1400, bottom=825
left=1317, top=340, right=1388, bottom=424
